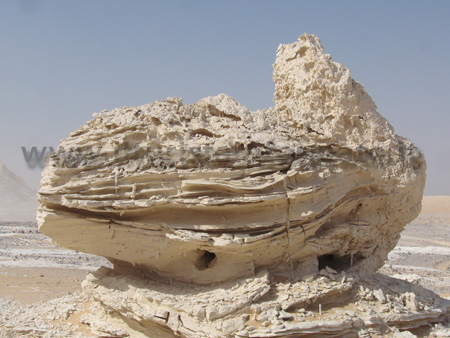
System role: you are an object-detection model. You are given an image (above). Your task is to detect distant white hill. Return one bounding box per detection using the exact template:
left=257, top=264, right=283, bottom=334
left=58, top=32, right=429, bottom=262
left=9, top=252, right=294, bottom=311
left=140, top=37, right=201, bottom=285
left=0, top=162, right=38, bottom=222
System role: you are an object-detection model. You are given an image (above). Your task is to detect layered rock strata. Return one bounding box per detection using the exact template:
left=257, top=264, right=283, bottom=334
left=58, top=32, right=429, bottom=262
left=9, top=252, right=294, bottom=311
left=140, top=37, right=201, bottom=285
left=81, top=267, right=449, bottom=338
left=36, top=34, right=446, bottom=337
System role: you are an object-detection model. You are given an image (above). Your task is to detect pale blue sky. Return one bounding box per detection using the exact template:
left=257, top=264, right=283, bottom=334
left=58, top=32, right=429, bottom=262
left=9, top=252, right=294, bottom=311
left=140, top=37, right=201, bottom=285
left=0, top=0, right=449, bottom=195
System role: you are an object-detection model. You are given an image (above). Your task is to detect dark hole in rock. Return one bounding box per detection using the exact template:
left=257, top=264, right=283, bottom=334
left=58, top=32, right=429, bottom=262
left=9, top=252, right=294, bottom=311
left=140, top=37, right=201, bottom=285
left=318, top=253, right=363, bottom=272
left=191, top=128, right=216, bottom=138
left=195, top=250, right=217, bottom=270
left=403, top=325, right=432, bottom=337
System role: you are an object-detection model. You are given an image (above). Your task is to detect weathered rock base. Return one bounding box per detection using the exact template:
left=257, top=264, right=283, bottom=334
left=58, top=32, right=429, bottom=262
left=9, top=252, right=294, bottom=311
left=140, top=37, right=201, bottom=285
left=81, top=267, right=450, bottom=338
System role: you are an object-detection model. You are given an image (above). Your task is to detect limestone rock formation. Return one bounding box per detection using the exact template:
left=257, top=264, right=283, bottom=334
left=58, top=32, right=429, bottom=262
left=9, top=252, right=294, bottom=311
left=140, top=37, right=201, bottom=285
left=36, top=34, right=447, bottom=337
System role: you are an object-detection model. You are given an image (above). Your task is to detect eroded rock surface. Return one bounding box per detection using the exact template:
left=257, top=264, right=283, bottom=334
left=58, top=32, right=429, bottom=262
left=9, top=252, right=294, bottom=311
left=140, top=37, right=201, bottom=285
left=81, top=268, right=449, bottom=338
left=36, top=34, right=448, bottom=337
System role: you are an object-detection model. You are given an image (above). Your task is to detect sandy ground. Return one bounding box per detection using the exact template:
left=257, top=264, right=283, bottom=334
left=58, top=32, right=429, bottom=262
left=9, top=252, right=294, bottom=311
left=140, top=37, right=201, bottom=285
left=0, top=222, right=110, bottom=304
left=379, top=198, right=450, bottom=298
left=420, top=196, right=450, bottom=214
left=0, top=196, right=449, bottom=337
left=0, top=267, right=88, bottom=303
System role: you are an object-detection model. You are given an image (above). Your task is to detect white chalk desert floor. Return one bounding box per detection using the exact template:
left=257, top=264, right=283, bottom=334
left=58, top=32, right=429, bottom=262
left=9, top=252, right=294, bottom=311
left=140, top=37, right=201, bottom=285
left=0, top=196, right=449, bottom=337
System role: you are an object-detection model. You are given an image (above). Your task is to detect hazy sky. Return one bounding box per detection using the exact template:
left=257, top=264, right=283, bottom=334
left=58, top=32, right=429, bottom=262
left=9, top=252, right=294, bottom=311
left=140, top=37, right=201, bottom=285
left=0, top=0, right=449, bottom=195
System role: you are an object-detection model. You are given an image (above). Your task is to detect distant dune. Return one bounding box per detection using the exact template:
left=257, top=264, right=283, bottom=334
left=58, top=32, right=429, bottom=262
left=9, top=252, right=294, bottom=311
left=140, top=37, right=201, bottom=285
left=0, top=162, right=38, bottom=222
left=422, top=196, right=450, bottom=214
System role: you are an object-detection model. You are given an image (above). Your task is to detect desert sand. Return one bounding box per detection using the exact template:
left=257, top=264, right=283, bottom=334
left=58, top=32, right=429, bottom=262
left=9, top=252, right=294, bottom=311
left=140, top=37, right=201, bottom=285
left=0, top=222, right=109, bottom=304
left=420, top=196, right=450, bottom=214
left=379, top=197, right=450, bottom=299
